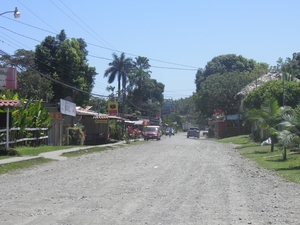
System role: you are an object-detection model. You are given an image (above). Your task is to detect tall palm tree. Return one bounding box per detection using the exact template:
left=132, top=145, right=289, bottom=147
left=245, top=97, right=282, bottom=152
left=104, top=52, right=132, bottom=101
left=128, top=56, right=152, bottom=107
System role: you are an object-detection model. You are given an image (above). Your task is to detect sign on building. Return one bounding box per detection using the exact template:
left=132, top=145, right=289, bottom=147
left=60, top=99, right=76, bottom=117
left=108, top=102, right=118, bottom=115
left=0, top=68, right=17, bottom=90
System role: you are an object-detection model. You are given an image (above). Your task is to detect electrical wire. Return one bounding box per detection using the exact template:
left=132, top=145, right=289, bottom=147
left=1, top=8, right=198, bottom=71
left=0, top=49, right=109, bottom=98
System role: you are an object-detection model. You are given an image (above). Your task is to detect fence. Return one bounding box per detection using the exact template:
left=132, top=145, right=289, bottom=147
left=0, top=127, right=48, bottom=147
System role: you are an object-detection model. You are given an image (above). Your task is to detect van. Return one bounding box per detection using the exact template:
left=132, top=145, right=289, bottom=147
left=143, top=125, right=162, bottom=141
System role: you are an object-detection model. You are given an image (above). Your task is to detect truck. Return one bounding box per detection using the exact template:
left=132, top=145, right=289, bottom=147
left=182, top=122, right=193, bottom=132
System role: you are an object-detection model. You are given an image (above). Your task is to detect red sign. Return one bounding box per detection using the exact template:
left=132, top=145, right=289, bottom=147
left=0, top=68, right=17, bottom=90
left=108, top=102, right=118, bottom=115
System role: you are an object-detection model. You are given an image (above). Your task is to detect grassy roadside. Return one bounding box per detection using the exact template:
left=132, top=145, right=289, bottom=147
left=0, top=158, right=54, bottom=175
left=0, top=139, right=143, bottom=175
left=216, top=135, right=300, bottom=184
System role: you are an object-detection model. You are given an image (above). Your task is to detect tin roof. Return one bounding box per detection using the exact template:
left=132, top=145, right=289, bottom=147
left=0, top=100, right=21, bottom=108
left=93, top=115, right=124, bottom=120
left=235, top=72, right=299, bottom=99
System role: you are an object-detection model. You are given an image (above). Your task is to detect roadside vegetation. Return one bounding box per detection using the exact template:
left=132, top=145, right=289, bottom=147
left=216, top=135, right=300, bottom=184
left=0, top=158, right=54, bottom=175
left=0, top=139, right=144, bottom=175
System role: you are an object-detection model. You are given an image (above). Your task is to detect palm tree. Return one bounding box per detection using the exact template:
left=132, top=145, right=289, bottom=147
left=104, top=52, right=132, bottom=101
left=245, top=97, right=282, bottom=152
left=128, top=56, right=152, bottom=108
left=277, top=105, right=300, bottom=160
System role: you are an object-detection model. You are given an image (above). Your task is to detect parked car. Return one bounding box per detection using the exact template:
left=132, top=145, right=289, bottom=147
left=144, top=126, right=162, bottom=141
left=187, top=127, right=200, bottom=138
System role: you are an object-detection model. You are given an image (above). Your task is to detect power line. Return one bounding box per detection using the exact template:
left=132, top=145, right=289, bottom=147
left=2, top=7, right=199, bottom=70
left=0, top=49, right=109, bottom=99
left=0, top=27, right=40, bottom=43
left=57, top=0, right=115, bottom=50
left=17, top=0, right=58, bottom=33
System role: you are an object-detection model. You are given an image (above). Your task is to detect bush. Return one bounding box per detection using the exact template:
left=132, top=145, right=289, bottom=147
left=0, top=149, right=20, bottom=156
left=68, top=127, right=85, bottom=145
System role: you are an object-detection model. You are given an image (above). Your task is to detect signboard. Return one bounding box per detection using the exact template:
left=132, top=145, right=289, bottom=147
left=162, top=101, right=173, bottom=114
left=0, top=68, right=17, bottom=90
left=108, top=102, right=118, bottom=115
left=60, top=99, right=76, bottom=117
left=161, top=108, right=171, bottom=115
left=95, top=120, right=108, bottom=124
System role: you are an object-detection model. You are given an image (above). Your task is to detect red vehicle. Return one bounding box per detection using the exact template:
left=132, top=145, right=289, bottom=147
left=143, top=126, right=162, bottom=141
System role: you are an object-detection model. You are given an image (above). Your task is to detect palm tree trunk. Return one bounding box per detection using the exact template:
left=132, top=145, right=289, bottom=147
left=282, top=146, right=287, bottom=160
left=270, top=136, right=275, bottom=152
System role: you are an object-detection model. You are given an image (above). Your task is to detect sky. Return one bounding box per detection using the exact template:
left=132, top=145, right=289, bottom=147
left=1, top=0, right=300, bottom=100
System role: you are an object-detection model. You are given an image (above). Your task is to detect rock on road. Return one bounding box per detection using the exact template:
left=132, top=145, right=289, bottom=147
left=1, top=133, right=300, bottom=225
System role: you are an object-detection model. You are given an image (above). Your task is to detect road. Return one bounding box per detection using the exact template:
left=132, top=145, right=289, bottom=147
left=1, top=132, right=300, bottom=225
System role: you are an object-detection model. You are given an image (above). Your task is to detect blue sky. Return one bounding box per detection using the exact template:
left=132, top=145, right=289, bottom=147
left=1, top=0, right=300, bottom=100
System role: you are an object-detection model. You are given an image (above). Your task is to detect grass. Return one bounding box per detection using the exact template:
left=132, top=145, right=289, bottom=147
left=0, top=145, right=79, bottom=158
left=63, top=146, right=116, bottom=157
left=216, top=135, right=300, bottom=184
left=0, top=139, right=144, bottom=174
left=0, top=158, right=54, bottom=175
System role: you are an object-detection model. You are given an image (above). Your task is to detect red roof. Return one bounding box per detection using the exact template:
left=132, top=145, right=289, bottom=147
left=0, top=100, right=20, bottom=108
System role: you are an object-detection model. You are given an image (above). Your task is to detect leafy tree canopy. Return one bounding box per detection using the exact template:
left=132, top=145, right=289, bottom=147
left=195, top=54, right=268, bottom=91
left=194, top=71, right=256, bottom=118
left=273, top=52, right=300, bottom=79
left=242, top=80, right=300, bottom=110
left=35, top=30, right=97, bottom=106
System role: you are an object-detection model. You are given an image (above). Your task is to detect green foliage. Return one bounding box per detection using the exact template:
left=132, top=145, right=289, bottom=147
left=0, top=149, right=20, bottom=156
left=244, top=97, right=283, bottom=152
left=195, top=54, right=268, bottom=91
left=242, top=80, right=300, bottom=110
left=194, top=54, right=268, bottom=118
left=109, top=120, right=123, bottom=140
left=35, top=30, right=97, bottom=106
left=277, top=52, right=300, bottom=80
left=68, top=127, right=85, bottom=145
left=104, top=52, right=133, bottom=100
left=0, top=90, right=19, bottom=101
left=194, top=71, right=254, bottom=117
left=277, top=104, right=300, bottom=150
left=12, top=99, right=50, bottom=134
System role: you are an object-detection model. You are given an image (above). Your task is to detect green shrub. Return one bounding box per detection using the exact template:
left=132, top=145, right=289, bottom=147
left=68, top=127, right=85, bottom=145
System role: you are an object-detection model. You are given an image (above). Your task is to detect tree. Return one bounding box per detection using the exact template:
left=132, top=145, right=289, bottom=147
left=276, top=105, right=300, bottom=160
left=194, top=54, right=268, bottom=120
left=194, top=71, right=254, bottom=118
left=0, top=49, right=53, bottom=100
left=35, top=30, right=97, bottom=106
left=244, top=97, right=282, bottom=152
left=104, top=52, right=133, bottom=101
left=242, top=80, right=300, bottom=110
left=17, top=70, right=53, bottom=101
left=195, top=54, right=268, bottom=91
left=127, top=56, right=151, bottom=108
left=0, top=49, right=35, bottom=69
left=88, top=96, right=107, bottom=114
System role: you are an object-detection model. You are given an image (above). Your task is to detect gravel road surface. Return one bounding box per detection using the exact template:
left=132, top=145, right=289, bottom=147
left=1, top=133, right=300, bottom=225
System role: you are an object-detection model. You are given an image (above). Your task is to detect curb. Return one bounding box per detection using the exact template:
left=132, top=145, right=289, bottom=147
left=0, top=141, right=130, bottom=165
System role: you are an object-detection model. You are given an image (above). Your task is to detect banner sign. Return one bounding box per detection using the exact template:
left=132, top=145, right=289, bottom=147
left=60, top=99, right=76, bottom=117
left=95, top=120, right=107, bottom=124
left=108, top=102, right=118, bottom=115
left=0, top=68, right=17, bottom=90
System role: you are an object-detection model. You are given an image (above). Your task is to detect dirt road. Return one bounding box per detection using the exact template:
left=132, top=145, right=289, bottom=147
left=1, top=133, right=300, bottom=225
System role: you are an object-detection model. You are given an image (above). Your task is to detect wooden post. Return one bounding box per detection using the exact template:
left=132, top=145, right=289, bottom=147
left=5, top=108, right=9, bottom=151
